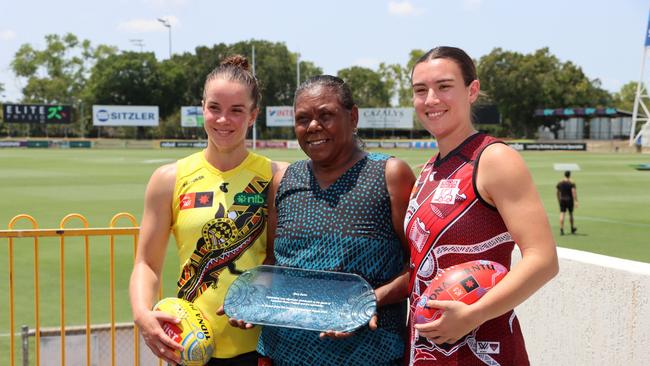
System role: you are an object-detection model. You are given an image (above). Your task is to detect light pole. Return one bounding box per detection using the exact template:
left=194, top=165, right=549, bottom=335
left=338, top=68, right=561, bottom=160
left=157, top=18, right=171, bottom=58
left=296, top=52, right=301, bottom=90
left=130, top=39, right=145, bottom=52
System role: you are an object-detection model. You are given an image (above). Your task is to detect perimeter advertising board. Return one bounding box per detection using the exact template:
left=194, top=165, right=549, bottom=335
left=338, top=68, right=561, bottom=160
left=2, top=104, right=72, bottom=124
left=92, top=105, right=159, bottom=126
left=266, top=106, right=294, bottom=127
left=181, top=106, right=204, bottom=127
left=358, top=108, right=413, bottom=129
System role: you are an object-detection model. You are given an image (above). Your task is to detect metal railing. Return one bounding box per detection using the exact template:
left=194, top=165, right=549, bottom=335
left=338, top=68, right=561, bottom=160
left=0, top=213, right=152, bottom=366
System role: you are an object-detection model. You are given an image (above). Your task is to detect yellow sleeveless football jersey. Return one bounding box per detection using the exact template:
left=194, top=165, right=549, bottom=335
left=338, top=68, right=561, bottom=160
left=172, top=150, right=271, bottom=358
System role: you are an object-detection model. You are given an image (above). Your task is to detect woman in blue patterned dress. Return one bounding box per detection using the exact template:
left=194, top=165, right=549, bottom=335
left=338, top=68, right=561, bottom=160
left=255, top=75, right=415, bottom=365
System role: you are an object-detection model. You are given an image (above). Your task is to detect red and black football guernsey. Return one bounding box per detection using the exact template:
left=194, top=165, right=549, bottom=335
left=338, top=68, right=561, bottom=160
left=405, top=133, right=529, bottom=366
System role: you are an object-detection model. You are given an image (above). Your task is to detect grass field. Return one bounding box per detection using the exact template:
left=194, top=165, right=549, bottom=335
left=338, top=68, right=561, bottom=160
left=1, top=147, right=649, bottom=364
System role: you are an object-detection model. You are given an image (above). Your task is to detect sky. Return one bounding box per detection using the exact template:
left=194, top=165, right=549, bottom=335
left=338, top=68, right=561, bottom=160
left=0, top=0, right=648, bottom=102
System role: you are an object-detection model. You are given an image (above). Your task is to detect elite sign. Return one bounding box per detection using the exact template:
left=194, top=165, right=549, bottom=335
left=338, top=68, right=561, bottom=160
left=2, top=104, right=72, bottom=124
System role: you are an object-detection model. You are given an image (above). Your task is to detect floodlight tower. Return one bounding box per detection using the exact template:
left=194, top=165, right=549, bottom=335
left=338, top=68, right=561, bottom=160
left=630, top=10, right=650, bottom=147
left=130, top=39, right=144, bottom=52
left=157, top=18, right=172, bottom=58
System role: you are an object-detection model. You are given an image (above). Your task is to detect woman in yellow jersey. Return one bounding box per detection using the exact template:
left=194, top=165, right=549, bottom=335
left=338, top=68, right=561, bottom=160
left=129, top=55, right=287, bottom=366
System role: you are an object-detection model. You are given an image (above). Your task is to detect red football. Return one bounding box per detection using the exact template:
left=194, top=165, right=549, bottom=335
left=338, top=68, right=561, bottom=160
left=414, top=260, right=508, bottom=324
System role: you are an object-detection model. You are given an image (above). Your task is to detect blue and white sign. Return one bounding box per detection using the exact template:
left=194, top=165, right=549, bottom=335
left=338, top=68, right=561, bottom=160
left=266, top=106, right=294, bottom=127
left=358, top=108, right=414, bottom=129
left=181, top=106, right=204, bottom=127
left=92, top=105, right=159, bottom=126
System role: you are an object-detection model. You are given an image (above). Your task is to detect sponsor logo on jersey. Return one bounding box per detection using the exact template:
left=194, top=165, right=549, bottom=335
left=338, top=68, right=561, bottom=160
left=179, top=191, right=214, bottom=210
left=476, top=341, right=500, bottom=354
left=180, top=175, right=205, bottom=188
left=234, top=192, right=265, bottom=206
left=409, top=217, right=430, bottom=253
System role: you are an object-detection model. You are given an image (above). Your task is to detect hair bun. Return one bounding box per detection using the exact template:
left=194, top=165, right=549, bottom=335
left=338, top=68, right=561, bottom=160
left=220, top=55, right=250, bottom=71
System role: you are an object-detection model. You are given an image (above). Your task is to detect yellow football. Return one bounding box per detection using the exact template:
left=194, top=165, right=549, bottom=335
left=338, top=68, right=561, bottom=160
left=153, top=297, right=214, bottom=366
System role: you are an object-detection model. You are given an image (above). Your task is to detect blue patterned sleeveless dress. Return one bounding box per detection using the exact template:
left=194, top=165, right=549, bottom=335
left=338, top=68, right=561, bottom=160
left=257, top=152, right=406, bottom=365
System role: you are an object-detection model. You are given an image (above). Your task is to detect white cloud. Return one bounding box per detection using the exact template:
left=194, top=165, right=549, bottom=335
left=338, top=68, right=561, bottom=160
left=0, top=30, right=16, bottom=41
left=388, top=1, right=420, bottom=16
left=118, top=16, right=180, bottom=32
left=463, top=0, right=483, bottom=11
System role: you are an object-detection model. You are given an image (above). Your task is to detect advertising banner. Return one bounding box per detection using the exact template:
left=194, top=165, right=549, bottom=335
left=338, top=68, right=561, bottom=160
left=2, top=104, right=72, bottom=124
left=0, top=141, right=26, bottom=148
left=508, top=142, right=587, bottom=151
left=181, top=106, right=204, bottom=127
left=160, top=140, right=208, bottom=148
left=266, top=106, right=294, bottom=127
left=358, top=108, right=414, bottom=129
left=92, top=105, right=159, bottom=126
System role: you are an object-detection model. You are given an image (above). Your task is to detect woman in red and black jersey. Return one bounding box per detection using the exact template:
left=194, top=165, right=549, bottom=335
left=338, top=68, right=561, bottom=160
left=404, top=46, right=559, bottom=366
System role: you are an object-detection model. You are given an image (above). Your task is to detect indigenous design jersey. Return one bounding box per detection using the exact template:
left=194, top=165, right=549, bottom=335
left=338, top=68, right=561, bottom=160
left=405, top=134, right=529, bottom=366
left=258, top=153, right=406, bottom=366
left=172, top=151, right=271, bottom=359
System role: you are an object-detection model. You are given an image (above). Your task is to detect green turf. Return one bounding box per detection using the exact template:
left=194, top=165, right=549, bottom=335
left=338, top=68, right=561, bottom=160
left=1, top=147, right=649, bottom=364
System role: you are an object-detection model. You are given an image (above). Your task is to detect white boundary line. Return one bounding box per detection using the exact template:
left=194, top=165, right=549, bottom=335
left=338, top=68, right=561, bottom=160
left=546, top=212, right=650, bottom=228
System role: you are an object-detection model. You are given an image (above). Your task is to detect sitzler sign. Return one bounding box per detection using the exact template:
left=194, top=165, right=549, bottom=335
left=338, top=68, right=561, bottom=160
left=92, top=105, right=159, bottom=126
left=358, top=108, right=414, bottom=129
left=2, top=104, right=72, bottom=124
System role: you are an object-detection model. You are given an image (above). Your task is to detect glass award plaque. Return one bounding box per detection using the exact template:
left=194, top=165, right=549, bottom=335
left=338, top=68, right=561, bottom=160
left=223, top=265, right=376, bottom=332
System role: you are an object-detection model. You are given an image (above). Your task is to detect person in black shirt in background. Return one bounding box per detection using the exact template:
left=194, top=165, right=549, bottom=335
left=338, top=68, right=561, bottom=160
left=557, top=171, right=578, bottom=235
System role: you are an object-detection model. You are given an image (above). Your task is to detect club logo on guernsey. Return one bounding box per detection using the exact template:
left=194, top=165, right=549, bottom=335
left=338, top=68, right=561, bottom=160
left=431, top=179, right=461, bottom=205
left=179, top=192, right=214, bottom=210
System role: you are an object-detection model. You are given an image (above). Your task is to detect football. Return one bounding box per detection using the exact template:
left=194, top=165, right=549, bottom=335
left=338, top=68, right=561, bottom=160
left=153, top=297, right=214, bottom=366
left=414, top=260, right=508, bottom=324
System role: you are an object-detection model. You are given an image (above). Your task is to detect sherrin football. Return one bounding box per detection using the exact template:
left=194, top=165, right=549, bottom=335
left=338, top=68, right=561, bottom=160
left=153, top=297, right=214, bottom=366
left=414, top=260, right=508, bottom=324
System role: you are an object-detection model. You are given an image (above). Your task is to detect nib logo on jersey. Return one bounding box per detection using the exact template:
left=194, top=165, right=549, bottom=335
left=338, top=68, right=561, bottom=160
left=234, top=192, right=265, bottom=206
left=179, top=192, right=214, bottom=210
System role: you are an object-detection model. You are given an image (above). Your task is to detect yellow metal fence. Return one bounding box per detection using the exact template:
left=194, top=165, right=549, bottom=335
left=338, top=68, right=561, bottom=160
left=0, top=213, right=162, bottom=366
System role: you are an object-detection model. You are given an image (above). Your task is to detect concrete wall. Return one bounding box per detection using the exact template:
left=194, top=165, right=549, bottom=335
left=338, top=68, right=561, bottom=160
left=513, top=247, right=650, bottom=365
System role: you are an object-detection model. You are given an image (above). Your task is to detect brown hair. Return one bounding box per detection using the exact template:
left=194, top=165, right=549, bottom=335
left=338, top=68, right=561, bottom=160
left=411, top=46, right=477, bottom=86
left=203, top=54, right=261, bottom=109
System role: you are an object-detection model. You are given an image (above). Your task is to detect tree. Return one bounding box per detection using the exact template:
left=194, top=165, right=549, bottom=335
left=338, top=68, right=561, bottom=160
left=478, top=47, right=612, bottom=138
left=10, top=33, right=116, bottom=136
left=337, top=66, right=390, bottom=107
left=86, top=51, right=164, bottom=138
left=164, top=40, right=322, bottom=139
left=378, top=63, right=412, bottom=107
left=12, top=33, right=116, bottom=103
left=613, top=81, right=648, bottom=112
